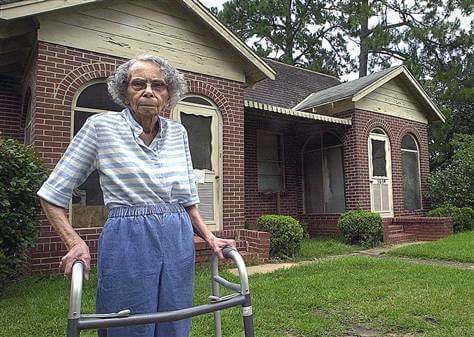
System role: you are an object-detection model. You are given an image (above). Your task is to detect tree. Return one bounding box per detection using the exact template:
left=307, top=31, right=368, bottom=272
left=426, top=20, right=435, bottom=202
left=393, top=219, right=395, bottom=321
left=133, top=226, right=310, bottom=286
left=217, top=0, right=351, bottom=75
left=218, top=0, right=471, bottom=78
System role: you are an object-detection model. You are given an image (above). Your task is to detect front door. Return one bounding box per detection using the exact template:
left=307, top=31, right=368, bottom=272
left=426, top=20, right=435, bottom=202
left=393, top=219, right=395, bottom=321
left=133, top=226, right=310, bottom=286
left=368, top=130, right=393, bottom=217
left=173, top=98, right=222, bottom=231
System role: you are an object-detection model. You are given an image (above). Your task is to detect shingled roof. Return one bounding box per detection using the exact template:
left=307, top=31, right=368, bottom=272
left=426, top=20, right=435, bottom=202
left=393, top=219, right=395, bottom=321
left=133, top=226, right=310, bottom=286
left=294, top=66, right=400, bottom=111
left=245, top=59, right=340, bottom=109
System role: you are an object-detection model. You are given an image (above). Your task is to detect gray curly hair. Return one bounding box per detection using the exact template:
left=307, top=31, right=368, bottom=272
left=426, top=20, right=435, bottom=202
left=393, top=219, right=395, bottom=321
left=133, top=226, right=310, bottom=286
left=107, top=55, right=187, bottom=110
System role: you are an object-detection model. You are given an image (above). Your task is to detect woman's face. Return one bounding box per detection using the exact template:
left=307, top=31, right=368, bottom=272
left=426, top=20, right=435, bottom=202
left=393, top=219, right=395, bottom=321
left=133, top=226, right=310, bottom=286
left=124, top=60, right=170, bottom=121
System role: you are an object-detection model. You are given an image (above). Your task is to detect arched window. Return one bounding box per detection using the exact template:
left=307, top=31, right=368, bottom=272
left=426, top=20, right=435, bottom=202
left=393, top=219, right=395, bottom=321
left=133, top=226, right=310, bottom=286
left=401, top=134, right=422, bottom=210
left=71, top=81, right=122, bottom=228
left=303, top=132, right=345, bottom=213
left=368, top=128, right=393, bottom=217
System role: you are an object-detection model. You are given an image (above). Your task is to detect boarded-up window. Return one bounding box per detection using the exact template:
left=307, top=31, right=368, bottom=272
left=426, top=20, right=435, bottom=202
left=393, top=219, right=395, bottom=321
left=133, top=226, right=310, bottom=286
left=304, top=132, right=345, bottom=213
left=257, top=131, right=284, bottom=193
left=401, top=134, right=421, bottom=210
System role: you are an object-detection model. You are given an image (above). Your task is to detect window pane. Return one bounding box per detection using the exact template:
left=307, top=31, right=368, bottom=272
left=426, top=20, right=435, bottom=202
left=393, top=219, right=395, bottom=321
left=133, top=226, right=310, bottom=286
left=182, top=96, right=212, bottom=106
left=403, top=151, right=421, bottom=210
left=257, top=132, right=283, bottom=192
left=371, top=139, right=387, bottom=177
left=304, top=151, right=324, bottom=213
left=76, top=83, right=123, bottom=111
left=258, top=175, right=283, bottom=193
left=323, top=147, right=346, bottom=213
left=257, top=132, right=280, bottom=161
left=401, top=135, right=417, bottom=151
left=322, top=132, right=341, bottom=147
left=181, top=112, right=212, bottom=170
left=373, top=184, right=382, bottom=212
left=197, top=182, right=214, bottom=221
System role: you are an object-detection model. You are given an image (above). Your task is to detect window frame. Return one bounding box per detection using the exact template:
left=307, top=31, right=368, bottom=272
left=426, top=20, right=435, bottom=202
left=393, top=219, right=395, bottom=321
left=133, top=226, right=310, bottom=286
left=401, top=133, right=423, bottom=211
left=302, top=131, right=346, bottom=214
left=256, top=130, right=285, bottom=193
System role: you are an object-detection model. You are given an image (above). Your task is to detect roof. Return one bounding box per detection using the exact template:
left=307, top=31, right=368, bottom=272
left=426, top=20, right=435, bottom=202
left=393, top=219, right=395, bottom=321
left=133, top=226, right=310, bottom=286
left=245, top=59, right=340, bottom=109
left=0, top=0, right=275, bottom=84
left=244, top=100, right=352, bottom=125
left=294, top=65, right=445, bottom=122
left=294, top=66, right=398, bottom=110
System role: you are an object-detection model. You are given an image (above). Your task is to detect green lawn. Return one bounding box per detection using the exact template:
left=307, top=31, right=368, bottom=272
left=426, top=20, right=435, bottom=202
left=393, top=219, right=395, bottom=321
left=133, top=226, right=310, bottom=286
left=297, top=236, right=360, bottom=261
left=1, top=256, right=473, bottom=337
left=388, top=231, right=474, bottom=263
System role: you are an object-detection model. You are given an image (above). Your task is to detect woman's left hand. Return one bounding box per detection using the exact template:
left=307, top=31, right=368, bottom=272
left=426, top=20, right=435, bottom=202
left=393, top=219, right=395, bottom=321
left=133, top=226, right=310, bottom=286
left=208, top=235, right=237, bottom=260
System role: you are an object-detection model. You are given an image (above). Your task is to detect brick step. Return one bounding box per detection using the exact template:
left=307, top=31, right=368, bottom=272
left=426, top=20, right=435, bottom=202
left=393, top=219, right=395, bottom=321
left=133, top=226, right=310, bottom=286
left=386, top=233, right=417, bottom=244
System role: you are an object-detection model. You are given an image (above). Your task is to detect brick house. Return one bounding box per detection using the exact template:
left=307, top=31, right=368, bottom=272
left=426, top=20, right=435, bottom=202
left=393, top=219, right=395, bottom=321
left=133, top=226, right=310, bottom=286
left=0, top=0, right=452, bottom=273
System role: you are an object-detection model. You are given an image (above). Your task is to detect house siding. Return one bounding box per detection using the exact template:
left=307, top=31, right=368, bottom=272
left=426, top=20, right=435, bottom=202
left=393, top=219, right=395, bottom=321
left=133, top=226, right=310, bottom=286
left=29, top=41, right=247, bottom=273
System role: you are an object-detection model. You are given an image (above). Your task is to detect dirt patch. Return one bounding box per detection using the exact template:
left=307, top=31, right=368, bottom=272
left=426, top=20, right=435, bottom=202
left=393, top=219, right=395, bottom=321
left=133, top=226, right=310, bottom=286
left=286, top=329, right=298, bottom=336
left=344, top=324, right=423, bottom=337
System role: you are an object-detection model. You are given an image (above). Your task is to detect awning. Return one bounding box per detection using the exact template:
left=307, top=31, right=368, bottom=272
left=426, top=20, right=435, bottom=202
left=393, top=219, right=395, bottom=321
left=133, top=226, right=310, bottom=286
left=244, top=100, right=352, bottom=125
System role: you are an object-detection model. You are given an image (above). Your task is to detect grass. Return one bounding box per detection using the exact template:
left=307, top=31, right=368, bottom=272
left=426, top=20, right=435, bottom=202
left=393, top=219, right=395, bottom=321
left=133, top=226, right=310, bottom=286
left=1, top=256, right=473, bottom=337
left=388, top=231, right=474, bottom=263
left=296, top=236, right=360, bottom=261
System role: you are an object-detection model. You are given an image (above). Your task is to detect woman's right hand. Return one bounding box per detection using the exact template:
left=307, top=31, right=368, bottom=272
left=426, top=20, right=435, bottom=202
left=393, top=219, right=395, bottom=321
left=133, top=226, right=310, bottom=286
left=60, top=240, right=91, bottom=280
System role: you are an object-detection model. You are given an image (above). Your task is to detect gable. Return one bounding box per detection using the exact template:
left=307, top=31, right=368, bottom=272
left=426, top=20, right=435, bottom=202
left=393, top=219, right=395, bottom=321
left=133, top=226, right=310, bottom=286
left=355, top=77, right=429, bottom=124
left=35, top=0, right=249, bottom=82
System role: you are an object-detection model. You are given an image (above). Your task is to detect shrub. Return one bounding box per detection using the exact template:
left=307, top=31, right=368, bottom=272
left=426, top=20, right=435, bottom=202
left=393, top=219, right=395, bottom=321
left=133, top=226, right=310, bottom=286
left=0, top=138, right=48, bottom=284
left=428, top=206, right=474, bottom=232
left=337, top=210, right=383, bottom=247
left=257, top=215, right=304, bottom=258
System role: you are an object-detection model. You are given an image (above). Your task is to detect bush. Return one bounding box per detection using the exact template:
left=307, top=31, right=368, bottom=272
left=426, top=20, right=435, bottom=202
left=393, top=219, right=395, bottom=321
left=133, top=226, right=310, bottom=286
left=428, top=206, right=474, bottom=232
left=427, top=134, right=474, bottom=208
left=257, top=215, right=304, bottom=258
left=0, top=138, right=48, bottom=284
left=337, top=210, right=383, bottom=247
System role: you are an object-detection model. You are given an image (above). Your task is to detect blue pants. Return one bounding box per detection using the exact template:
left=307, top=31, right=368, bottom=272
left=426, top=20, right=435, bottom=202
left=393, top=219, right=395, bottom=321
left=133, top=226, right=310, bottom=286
left=96, top=204, right=195, bottom=337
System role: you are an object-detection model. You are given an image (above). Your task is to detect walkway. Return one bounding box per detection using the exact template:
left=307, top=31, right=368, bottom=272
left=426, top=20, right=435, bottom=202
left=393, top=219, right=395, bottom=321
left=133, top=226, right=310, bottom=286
left=230, top=242, right=474, bottom=276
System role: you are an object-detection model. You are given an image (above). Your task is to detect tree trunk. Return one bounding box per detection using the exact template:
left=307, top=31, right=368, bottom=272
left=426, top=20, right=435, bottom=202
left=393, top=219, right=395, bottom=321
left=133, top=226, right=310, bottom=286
left=359, top=0, right=369, bottom=77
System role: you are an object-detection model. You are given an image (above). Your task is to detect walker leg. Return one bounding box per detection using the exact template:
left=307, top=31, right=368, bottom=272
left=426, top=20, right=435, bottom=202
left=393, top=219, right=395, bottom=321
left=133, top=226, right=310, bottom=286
left=211, top=257, right=222, bottom=337
left=242, top=294, right=255, bottom=337
left=67, top=318, right=80, bottom=337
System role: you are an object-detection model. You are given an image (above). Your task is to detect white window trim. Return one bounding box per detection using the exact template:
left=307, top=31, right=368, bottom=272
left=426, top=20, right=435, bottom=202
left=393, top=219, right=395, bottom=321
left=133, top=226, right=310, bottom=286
left=172, top=95, right=223, bottom=231
left=368, top=129, right=394, bottom=217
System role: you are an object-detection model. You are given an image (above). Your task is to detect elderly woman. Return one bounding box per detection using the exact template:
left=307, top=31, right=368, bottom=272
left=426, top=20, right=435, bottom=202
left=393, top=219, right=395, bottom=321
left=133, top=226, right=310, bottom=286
left=38, top=55, right=235, bottom=337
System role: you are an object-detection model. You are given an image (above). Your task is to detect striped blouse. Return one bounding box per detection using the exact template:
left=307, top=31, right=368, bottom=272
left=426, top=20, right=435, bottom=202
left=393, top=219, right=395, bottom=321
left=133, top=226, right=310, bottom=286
left=37, top=108, right=200, bottom=209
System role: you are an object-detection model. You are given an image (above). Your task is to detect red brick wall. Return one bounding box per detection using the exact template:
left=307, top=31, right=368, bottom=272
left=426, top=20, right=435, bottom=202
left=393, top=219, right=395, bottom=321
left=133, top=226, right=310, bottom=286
left=0, top=76, right=23, bottom=141
left=245, top=108, right=432, bottom=235
left=393, top=216, right=453, bottom=241
left=30, top=41, right=246, bottom=272
left=338, top=109, right=430, bottom=216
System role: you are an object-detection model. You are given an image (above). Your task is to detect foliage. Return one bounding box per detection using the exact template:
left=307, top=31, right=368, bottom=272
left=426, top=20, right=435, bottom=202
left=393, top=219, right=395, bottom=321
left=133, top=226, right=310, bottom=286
left=256, top=214, right=304, bottom=258
left=428, top=206, right=474, bottom=233
left=337, top=210, right=383, bottom=247
left=426, top=134, right=474, bottom=208
left=0, top=138, right=48, bottom=284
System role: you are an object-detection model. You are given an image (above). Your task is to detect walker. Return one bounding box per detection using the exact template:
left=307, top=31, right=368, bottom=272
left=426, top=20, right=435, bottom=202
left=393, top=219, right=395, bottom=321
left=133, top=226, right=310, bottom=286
left=66, top=247, right=255, bottom=337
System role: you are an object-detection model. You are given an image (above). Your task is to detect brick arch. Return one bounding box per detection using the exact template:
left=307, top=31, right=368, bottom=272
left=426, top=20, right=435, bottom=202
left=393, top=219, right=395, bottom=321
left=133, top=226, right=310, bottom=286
left=397, top=126, right=424, bottom=150
left=362, top=117, right=396, bottom=147
left=54, top=63, right=117, bottom=105
left=185, top=79, right=232, bottom=120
